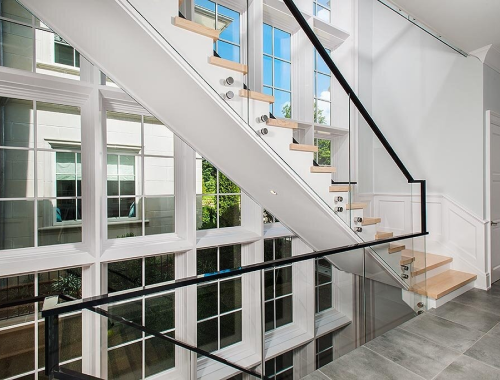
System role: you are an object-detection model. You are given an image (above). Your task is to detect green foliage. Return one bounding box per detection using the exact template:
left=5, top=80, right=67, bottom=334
left=315, top=138, right=331, bottom=166
left=281, top=103, right=327, bottom=124
left=51, top=272, right=82, bottom=299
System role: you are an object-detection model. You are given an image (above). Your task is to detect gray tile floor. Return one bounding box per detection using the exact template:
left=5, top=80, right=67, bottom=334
left=304, top=281, right=500, bottom=380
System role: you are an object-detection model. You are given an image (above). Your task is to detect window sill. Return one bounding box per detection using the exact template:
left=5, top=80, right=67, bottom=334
left=38, top=223, right=82, bottom=231
left=107, top=219, right=149, bottom=226
left=263, top=223, right=293, bottom=239
left=36, top=61, right=80, bottom=77
left=315, top=308, right=352, bottom=338
left=265, top=323, right=314, bottom=359
left=197, top=342, right=261, bottom=380
left=196, top=226, right=261, bottom=248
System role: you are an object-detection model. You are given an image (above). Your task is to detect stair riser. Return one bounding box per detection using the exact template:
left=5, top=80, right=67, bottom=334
left=413, top=263, right=451, bottom=282
left=427, top=281, right=475, bottom=308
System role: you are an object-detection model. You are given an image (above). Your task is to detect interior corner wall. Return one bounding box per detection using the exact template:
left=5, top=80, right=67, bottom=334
left=361, top=0, right=485, bottom=219
left=484, top=65, right=500, bottom=116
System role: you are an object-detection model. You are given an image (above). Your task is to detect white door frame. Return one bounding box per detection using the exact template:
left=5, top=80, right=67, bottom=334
left=486, top=110, right=500, bottom=284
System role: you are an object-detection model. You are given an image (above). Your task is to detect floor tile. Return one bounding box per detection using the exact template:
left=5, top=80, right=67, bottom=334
left=465, top=333, right=500, bottom=370
left=486, top=282, right=500, bottom=298
left=398, top=313, right=484, bottom=352
left=434, top=355, right=500, bottom=380
left=452, top=288, right=500, bottom=315
left=365, top=327, right=460, bottom=379
left=487, top=322, right=500, bottom=337
left=319, top=346, right=424, bottom=380
left=428, top=301, right=500, bottom=332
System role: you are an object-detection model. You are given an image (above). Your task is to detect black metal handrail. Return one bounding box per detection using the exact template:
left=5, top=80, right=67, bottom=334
left=0, top=294, right=75, bottom=310
left=282, top=0, right=427, bottom=235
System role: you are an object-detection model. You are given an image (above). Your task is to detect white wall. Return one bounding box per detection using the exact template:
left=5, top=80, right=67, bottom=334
left=360, top=0, right=485, bottom=219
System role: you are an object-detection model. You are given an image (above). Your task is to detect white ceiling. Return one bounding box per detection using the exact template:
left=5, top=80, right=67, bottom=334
left=387, top=0, right=500, bottom=53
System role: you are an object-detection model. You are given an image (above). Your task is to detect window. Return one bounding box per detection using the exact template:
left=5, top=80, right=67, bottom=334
left=194, top=0, right=241, bottom=62
left=314, top=0, right=331, bottom=22
left=265, top=351, right=293, bottom=379
left=0, top=268, right=83, bottom=380
left=263, top=24, right=291, bottom=119
left=106, top=254, right=176, bottom=379
left=315, top=258, right=333, bottom=313
left=54, top=35, right=80, bottom=67
left=316, top=331, right=334, bottom=368
left=263, top=209, right=279, bottom=224
left=196, top=157, right=241, bottom=230
left=0, top=97, right=83, bottom=250
left=106, top=112, right=175, bottom=239
left=197, top=245, right=242, bottom=353
left=314, top=138, right=332, bottom=166
left=314, top=48, right=332, bottom=125
left=264, top=238, right=293, bottom=332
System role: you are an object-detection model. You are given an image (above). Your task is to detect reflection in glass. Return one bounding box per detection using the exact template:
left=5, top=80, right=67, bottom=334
left=0, top=200, right=34, bottom=250
left=0, top=20, right=33, bottom=72
left=108, top=340, right=142, bottom=380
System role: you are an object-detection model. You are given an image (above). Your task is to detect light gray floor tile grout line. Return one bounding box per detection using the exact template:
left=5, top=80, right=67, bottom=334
left=423, top=310, right=488, bottom=336
left=463, top=351, right=500, bottom=372
left=317, top=369, right=331, bottom=380
left=363, top=345, right=427, bottom=380
left=450, top=296, right=500, bottom=315
left=388, top=325, right=464, bottom=355
left=482, top=320, right=500, bottom=336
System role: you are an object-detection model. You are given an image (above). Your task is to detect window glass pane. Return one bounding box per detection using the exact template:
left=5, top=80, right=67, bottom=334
left=145, top=334, right=175, bottom=377
left=317, top=284, right=332, bottom=312
left=219, top=244, right=241, bottom=271
left=0, top=20, right=33, bottom=72
left=316, top=258, right=332, bottom=285
left=108, top=340, right=142, bottom=380
left=264, top=300, right=274, bottom=332
left=216, top=40, right=240, bottom=62
left=275, top=266, right=292, bottom=297
left=143, top=117, right=174, bottom=157
left=0, top=274, right=35, bottom=327
left=316, top=49, right=330, bottom=74
left=264, top=239, right=274, bottom=262
left=35, top=30, right=80, bottom=79
left=263, top=55, right=273, bottom=86
left=37, top=103, right=81, bottom=150
left=106, top=112, right=141, bottom=150
left=144, top=157, right=174, bottom=196
left=276, top=351, right=293, bottom=372
left=194, top=0, right=216, bottom=29
left=217, top=5, right=240, bottom=44
left=316, top=5, right=330, bottom=22
left=145, top=196, right=175, bottom=236
left=317, top=348, right=333, bottom=368
left=38, top=314, right=82, bottom=364
left=0, top=200, right=34, bottom=250
left=38, top=268, right=82, bottom=299
left=197, top=247, right=218, bottom=275
left=275, top=295, right=293, bottom=328
left=273, top=28, right=291, bottom=61
left=145, top=293, right=175, bottom=333
left=145, top=254, right=175, bottom=285
left=220, top=310, right=242, bottom=348
left=0, top=97, right=34, bottom=148
left=54, top=42, right=74, bottom=66
left=315, top=99, right=330, bottom=125
left=263, top=24, right=272, bottom=55
left=108, top=259, right=142, bottom=293
left=274, top=60, right=291, bottom=91
left=275, top=237, right=292, bottom=259
left=264, top=270, right=274, bottom=301
left=273, top=90, right=291, bottom=119
left=219, top=278, right=241, bottom=313
left=201, top=159, right=217, bottom=194
left=317, top=331, right=333, bottom=352
left=219, top=194, right=241, bottom=228
left=107, top=197, right=142, bottom=238
left=315, top=73, right=331, bottom=101
left=197, top=317, right=218, bottom=353
left=0, top=324, right=35, bottom=378
left=219, top=172, right=239, bottom=193
left=0, top=148, right=34, bottom=198
left=108, top=301, right=142, bottom=348
left=315, top=139, right=331, bottom=166
left=197, top=194, right=217, bottom=230
left=0, top=0, right=32, bottom=23
left=197, top=283, right=218, bottom=320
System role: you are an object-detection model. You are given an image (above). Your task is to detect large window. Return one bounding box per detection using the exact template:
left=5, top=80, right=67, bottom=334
left=197, top=245, right=242, bottom=353
left=314, top=48, right=332, bottom=125
left=263, top=24, right=292, bottom=119
left=106, top=254, right=176, bottom=379
left=316, top=331, right=334, bottom=369
left=54, top=35, right=80, bottom=68
left=264, top=237, right=293, bottom=332
left=265, top=351, right=293, bottom=379
left=313, top=0, right=331, bottom=22
left=0, top=97, right=83, bottom=250
left=106, top=112, right=175, bottom=239
left=196, top=157, right=241, bottom=230
left=194, top=0, right=241, bottom=62
left=0, top=268, right=83, bottom=380
left=315, top=258, right=333, bottom=313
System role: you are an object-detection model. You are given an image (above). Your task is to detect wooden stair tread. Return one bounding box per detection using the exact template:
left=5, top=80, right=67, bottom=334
left=173, top=17, right=220, bottom=41
left=239, top=89, right=274, bottom=103
left=411, top=269, right=477, bottom=299
left=310, top=166, right=336, bottom=173
left=329, top=185, right=350, bottom=192
left=375, top=231, right=393, bottom=240
left=388, top=243, right=405, bottom=254
left=289, top=144, right=318, bottom=153
left=400, top=256, right=415, bottom=266
left=400, top=250, right=453, bottom=277
left=209, top=56, right=248, bottom=74
left=266, top=118, right=298, bottom=129
left=362, top=217, right=381, bottom=226
left=345, top=202, right=367, bottom=210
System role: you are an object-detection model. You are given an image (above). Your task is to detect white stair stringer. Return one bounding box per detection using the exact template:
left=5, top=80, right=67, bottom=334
left=17, top=0, right=407, bottom=288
